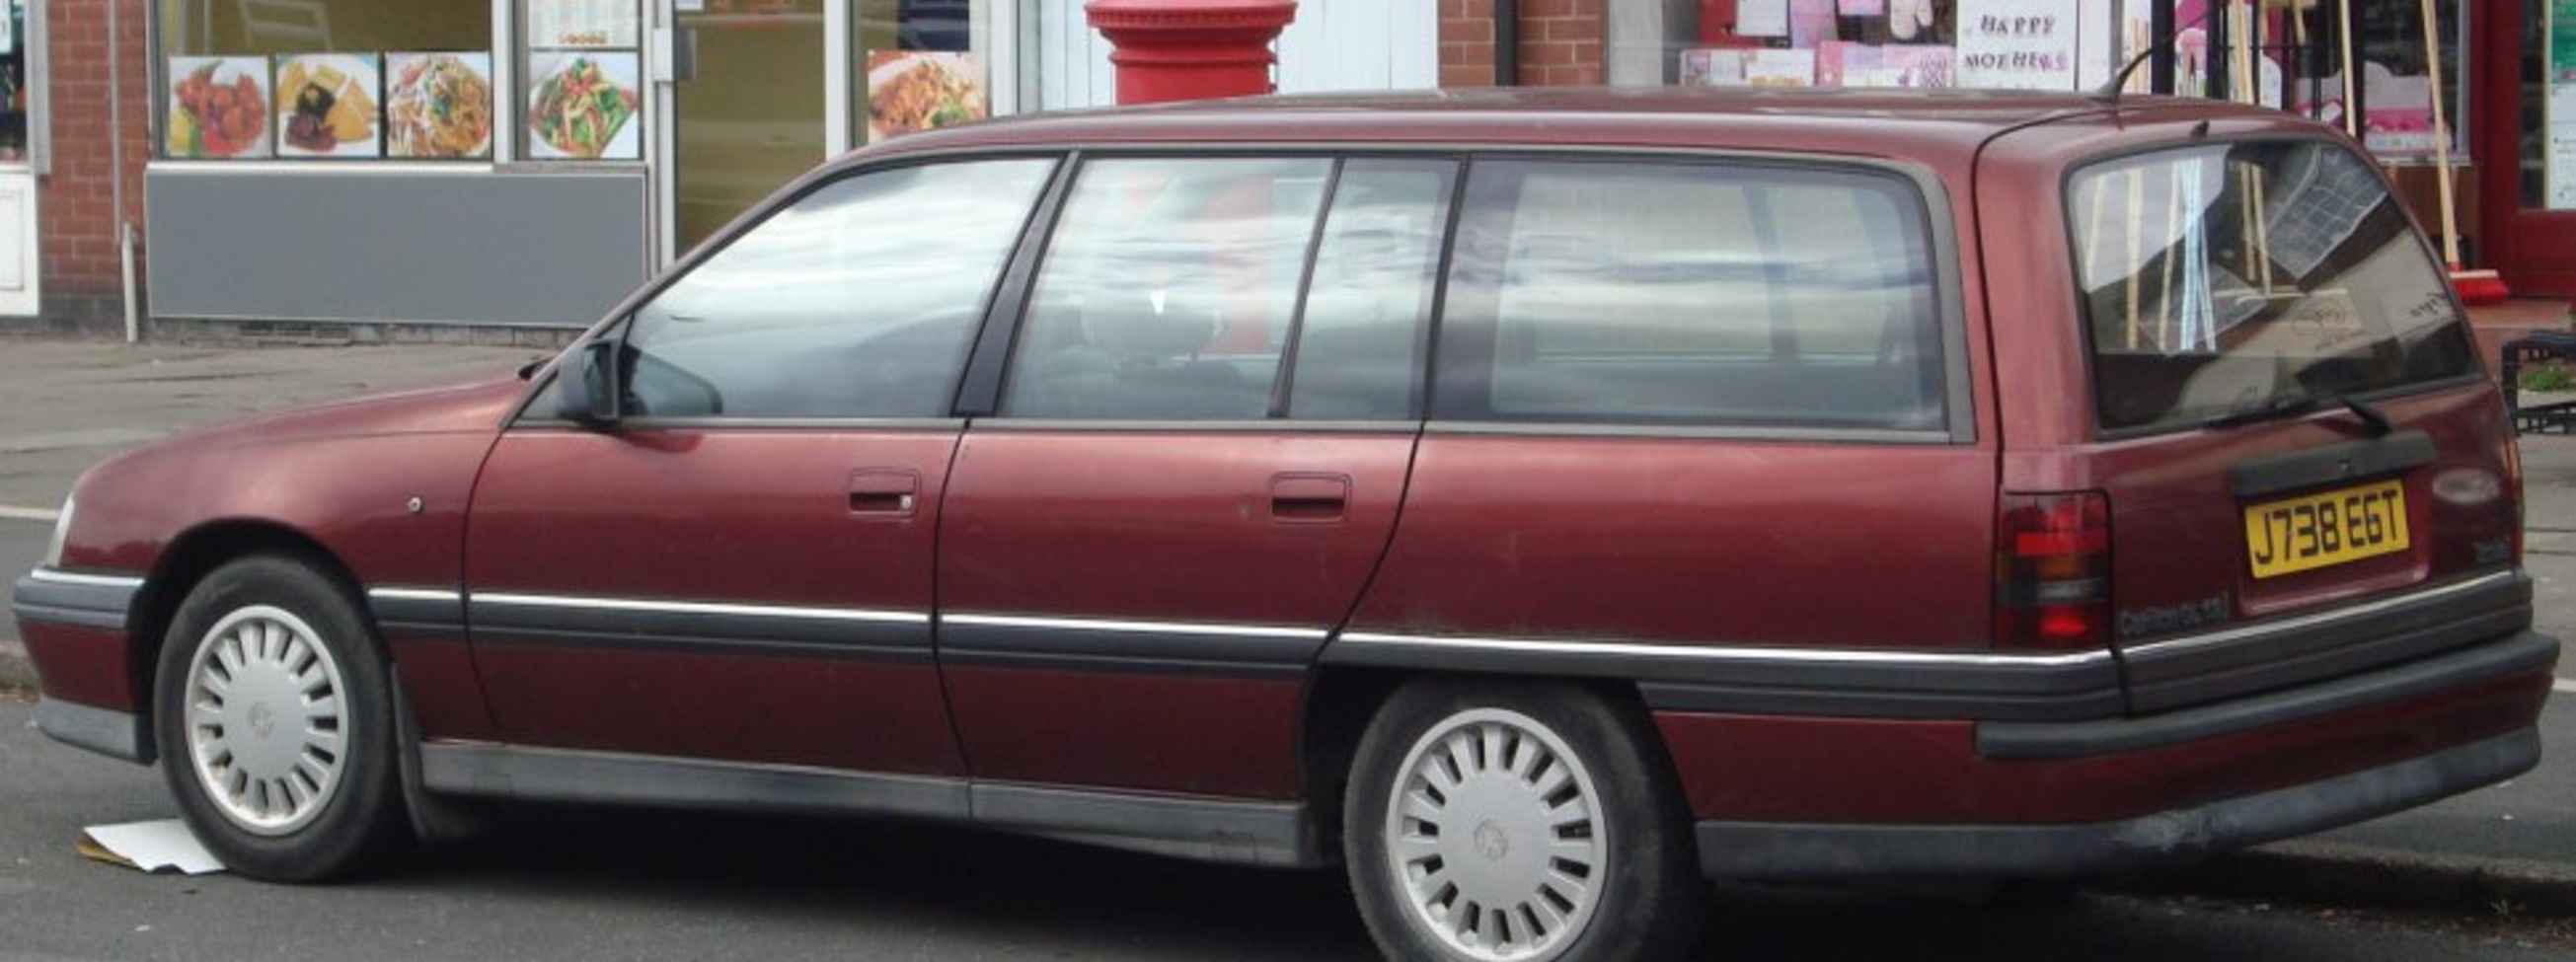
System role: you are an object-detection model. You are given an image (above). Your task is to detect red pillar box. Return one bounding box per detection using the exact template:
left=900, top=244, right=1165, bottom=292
left=1085, top=0, right=1299, bottom=106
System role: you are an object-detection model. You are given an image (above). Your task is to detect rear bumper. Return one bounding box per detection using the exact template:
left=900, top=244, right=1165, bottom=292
left=1696, top=726, right=2538, bottom=879
left=1668, top=629, right=2557, bottom=879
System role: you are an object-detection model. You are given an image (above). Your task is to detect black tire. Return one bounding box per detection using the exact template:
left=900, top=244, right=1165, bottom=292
left=1344, top=679, right=1701, bottom=962
left=154, top=555, right=408, bottom=882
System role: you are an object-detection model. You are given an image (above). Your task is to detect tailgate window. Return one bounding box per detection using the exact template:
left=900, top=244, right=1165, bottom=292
left=2069, top=140, right=2476, bottom=434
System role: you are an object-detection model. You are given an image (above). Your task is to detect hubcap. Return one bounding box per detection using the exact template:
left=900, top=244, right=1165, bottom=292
left=1385, top=708, right=1605, bottom=962
left=182, top=606, right=349, bottom=836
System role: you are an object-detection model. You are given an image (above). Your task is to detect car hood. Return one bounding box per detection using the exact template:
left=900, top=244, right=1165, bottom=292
left=110, top=373, right=532, bottom=464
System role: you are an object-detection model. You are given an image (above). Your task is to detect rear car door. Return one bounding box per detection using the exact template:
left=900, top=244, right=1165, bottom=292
left=1335, top=153, right=2004, bottom=710
left=460, top=157, right=1057, bottom=778
left=2024, top=132, right=2525, bottom=710
left=937, top=156, right=1453, bottom=800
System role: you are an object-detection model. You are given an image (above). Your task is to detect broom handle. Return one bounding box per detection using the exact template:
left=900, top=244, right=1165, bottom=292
left=2422, top=0, right=2462, bottom=265
left=2339, top=0, right=2359, bottom=137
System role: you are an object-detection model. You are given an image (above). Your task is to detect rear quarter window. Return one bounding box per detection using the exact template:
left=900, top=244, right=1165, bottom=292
left=2069, top=139, right=2478, bottom=434
left=1433, top=158, right=1949, bottom=432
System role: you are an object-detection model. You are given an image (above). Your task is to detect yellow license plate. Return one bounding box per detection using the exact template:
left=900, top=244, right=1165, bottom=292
left=2243, top=480, right=2410, bottom=579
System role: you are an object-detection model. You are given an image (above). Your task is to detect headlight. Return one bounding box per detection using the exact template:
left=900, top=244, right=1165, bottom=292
left=42, top=495, right=72, bottom=568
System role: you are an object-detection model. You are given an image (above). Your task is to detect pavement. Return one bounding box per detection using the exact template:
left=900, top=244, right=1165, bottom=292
left=1, top=338, right=2575, bottom=917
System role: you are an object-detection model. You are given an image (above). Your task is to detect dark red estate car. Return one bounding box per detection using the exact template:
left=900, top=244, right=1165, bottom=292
left=13, top=89, right=2557, bottom=962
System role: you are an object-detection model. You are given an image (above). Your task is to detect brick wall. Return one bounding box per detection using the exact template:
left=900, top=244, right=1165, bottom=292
left=1441, top=0, right=1603, bottom=89
left=38, top=0, right=150, bottom=327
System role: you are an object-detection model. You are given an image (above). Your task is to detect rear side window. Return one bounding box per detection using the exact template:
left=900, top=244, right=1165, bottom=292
left=1434, top=159, right=1948, bottom=431
left=2070, top=140, right=2477, bottom=434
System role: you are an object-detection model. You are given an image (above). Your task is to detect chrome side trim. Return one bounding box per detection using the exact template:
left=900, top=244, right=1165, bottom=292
left=2122, top=571, right=2521, bottom=660
left=940, top=613, right=1329, bottom=676
left=943, top=613, right=1326, bottom=641
left=367, top=587, right=464, bottom=604
left=1332, top=630, right=2110, bottom=670
left=474, top=592, right=930, bottom=625
left=27, top=568, right=147, bottom=590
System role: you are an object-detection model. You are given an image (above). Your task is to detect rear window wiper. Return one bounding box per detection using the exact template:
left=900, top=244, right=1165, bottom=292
left=2202, top=393, right=2392, bottom=435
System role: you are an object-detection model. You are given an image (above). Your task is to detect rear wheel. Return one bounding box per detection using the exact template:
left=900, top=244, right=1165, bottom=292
left=155, top=555, right=407, bottom=881
left=1344, top=679, right=1700, bottom=962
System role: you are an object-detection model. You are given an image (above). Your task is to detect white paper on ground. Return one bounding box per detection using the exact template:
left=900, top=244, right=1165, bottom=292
left=77, top=820, right=226, bottom=875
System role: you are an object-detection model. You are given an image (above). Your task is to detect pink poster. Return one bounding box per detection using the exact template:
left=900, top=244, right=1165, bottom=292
left=1788, top=0, right=1841, bottom=48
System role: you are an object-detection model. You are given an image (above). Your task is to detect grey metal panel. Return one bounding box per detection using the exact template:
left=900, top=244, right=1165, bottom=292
left=144, top=167, right=646, bottom=328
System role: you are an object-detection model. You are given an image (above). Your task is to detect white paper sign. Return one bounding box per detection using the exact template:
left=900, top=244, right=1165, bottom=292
left=1736, top=0, right=1789, bottom=38
left=78, top=820, right=225, bottom=875
left=1957, top=0, right=2081, bottom=91
left=527, top=0, right=641, bottom=49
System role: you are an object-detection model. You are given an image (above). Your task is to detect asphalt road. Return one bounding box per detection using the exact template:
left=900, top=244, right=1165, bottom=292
left=0, top=693, right=2564, bottom=962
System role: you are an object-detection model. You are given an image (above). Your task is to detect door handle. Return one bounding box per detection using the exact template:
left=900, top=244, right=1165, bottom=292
left=850, top=470, right=920, bottom=515
left=1270, top=474, right=1350, bottom=522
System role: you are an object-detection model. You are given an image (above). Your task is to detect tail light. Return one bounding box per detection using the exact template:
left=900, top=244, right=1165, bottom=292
left=1996, top=491, right=2112, bottom=651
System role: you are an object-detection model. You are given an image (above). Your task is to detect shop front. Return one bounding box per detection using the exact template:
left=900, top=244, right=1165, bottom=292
left=143, top=0, right=1014, bottom=331
left=127, top=0, right=1434, bottom=334
left=0, top=0, right=38, bottom=318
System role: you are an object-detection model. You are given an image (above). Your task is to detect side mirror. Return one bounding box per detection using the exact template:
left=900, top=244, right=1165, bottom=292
left=555, top=339, right=623, bottom=427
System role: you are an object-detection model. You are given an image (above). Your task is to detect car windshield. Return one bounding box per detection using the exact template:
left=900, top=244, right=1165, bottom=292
left=2068, top=139, right=2476, bottom=433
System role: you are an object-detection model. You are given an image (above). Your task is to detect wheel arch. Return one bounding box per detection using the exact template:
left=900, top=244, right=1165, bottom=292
left=126, top=520, right=376, bottom=727
left=1298, top=664, right=1686, bottom=857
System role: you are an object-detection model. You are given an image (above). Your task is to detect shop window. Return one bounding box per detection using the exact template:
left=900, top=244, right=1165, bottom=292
left=522, top=0, right=645, bottom=163
left=0, top=0, right=28, bottom=163
left=857, top=0, right=992, bottom=143
left=157, top=0, right=492, bottom=160
left=2530, top=1, right=2576, bottom=210
left=2330, top=0, right=2468, bottom=160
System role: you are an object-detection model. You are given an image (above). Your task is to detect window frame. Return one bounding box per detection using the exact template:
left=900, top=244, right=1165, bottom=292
left=512, top=148, right=1067, bottom=430
left=974, top=148, right=1468, bottom=429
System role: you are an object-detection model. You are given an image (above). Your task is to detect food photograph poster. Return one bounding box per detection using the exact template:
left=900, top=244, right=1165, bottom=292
left=526, top=51, right=642, bottom=161
left=867, top=51, right=987, bottom=143
left=168, top=56, right=271, bottom=159
left=275, top=53, right=383, bottom=159
left=386, top=52, right=494, bottom=160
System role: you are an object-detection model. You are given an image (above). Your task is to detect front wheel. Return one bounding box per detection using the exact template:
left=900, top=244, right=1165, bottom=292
left=1344, top=679, right=1701, bottom=962
left=155, top=555, right=408, bottom=882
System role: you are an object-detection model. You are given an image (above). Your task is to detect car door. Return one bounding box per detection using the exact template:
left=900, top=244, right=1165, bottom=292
left=462, top=156, right=1058, bottom=778
left=937, top=156, right=1454, bottom=799
left=1339, top=155, right=2000, bottom=707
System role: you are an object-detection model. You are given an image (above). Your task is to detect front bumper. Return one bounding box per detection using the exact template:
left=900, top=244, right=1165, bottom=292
left=13, top=566, right=151, bottom=763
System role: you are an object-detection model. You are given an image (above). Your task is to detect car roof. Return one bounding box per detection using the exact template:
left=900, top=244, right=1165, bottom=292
left=853, top=87, right=2287, bottom=171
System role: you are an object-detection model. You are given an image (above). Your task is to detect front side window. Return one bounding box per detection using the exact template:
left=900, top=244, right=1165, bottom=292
left=1436, top=159, right=1947, bottom=432
left=1002, top=157, right=1331, bottom=420
left=2071, top=140, right=2476, bottom=434
left=618, top=157, right=1054, bottom=419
